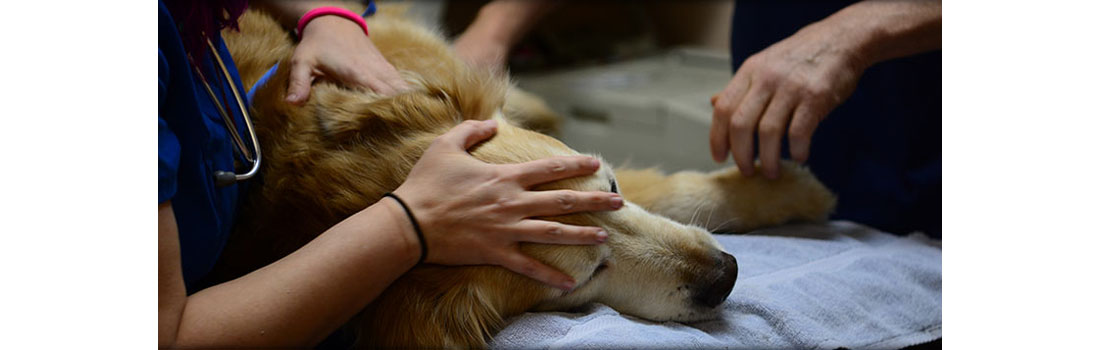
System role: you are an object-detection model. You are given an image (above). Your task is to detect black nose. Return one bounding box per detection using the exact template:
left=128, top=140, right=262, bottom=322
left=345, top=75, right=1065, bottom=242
left=691, top=252, right=738, bottom=308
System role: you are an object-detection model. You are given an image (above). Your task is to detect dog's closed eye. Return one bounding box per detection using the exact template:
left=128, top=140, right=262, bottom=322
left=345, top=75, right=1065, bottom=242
left=609, top=179, right=618, bottom=194
left=592, top=260, right=610, bottom=276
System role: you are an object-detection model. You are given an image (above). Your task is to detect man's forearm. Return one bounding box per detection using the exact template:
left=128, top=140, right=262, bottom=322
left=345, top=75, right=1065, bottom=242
left=465, top=0, right=559, bottom=49
left=820, top=0, right=942, bottom=66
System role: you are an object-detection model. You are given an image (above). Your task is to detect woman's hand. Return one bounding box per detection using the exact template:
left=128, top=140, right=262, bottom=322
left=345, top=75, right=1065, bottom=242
left=393, top=120, right=623, bottom=291
left=709, top=19, right=868, bottom=179
left=287, top=16, right=410, bottom=103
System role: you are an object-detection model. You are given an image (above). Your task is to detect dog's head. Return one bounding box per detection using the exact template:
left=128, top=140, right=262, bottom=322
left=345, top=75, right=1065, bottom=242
left=477, top=121, right=739, bottom=321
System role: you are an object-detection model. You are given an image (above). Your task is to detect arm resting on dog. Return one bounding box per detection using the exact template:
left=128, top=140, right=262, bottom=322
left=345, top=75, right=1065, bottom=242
left=158, top=120, right=621, bottom=348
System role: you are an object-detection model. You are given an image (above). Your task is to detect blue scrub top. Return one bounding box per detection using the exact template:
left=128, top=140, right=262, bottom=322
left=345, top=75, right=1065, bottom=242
left=730, top=1, right=942, bottom=237
left=158, top=0, right=252, bottom=292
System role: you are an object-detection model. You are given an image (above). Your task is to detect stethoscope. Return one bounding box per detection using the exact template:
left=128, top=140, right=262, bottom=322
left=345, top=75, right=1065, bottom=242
left=189, top=38, right=262, bottom=187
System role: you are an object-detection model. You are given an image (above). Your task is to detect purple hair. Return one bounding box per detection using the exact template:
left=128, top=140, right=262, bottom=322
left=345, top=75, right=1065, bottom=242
left=164, top=0, right=249, bottom=58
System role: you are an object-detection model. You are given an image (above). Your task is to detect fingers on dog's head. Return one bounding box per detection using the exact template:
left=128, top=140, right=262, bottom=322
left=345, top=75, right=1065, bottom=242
left=510, top=156, right=600, bottom=188
left=437, top=119, right=498, bottom=150
left=500, top=251, right=575, bottom=291
left=515, top=190, right=622, bottom=217
left=514, top=219, right=608, bottom=246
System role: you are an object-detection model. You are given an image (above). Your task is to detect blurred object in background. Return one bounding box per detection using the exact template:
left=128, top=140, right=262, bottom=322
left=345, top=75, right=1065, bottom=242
left=442, top=0, right=733, bottom=72
left=383, top=0, right=447, bottom=28
left=517, top=49, right=731, bottom=172
left=396, top=0, right=736, bottom=172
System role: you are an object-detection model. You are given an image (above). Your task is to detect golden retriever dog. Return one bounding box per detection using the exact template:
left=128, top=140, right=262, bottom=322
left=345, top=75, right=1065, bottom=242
left=207, top=6, right=835, bottom=348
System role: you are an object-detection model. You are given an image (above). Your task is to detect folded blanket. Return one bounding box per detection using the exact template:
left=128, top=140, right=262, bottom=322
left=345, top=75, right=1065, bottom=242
left=490, top=221, right=942, bottom=350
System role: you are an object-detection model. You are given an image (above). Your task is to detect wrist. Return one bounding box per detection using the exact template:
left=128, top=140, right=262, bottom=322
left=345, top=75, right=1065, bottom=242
left=800, top=12, right=878, bottom=72
left=296, top=6, right=369, bottom=39
left=376, top=196, right=423, bottom=267
left=388, top=185, right=443, bottom=263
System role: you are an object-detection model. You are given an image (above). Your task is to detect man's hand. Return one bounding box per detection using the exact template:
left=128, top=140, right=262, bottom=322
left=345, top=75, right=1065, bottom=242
left=709, top=0, right=941, bottom=179
left=710, top=20, right=868, bottom=179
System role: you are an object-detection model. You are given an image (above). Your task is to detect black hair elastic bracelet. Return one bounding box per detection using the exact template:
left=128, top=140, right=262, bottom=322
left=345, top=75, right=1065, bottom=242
left=383, top=192, right=428, bottom=265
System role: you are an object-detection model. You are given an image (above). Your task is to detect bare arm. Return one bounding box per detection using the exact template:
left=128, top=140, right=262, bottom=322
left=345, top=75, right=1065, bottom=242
left=454, top=0, right=559, bottom=70
left=158, top=198, right=420, bottom=347
left=710, top=0, right=941, bottom=178
left=830, top=0, right=942, bottom=65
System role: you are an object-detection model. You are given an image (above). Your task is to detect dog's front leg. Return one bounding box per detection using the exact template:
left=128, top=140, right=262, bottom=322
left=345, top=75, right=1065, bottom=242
left=615, top=161, right=836, bottom=233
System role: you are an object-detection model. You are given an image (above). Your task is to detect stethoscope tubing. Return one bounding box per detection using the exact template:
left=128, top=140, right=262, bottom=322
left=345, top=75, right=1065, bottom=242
left=205, top=39, right=261, bottom=183
left=189, top=38, right=262, bottom=187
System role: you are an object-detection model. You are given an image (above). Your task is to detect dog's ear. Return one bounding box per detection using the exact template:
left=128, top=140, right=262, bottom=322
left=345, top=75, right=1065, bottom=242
left=310, top=86, right=459, bottom=143
left=311, top=74, right=507, bottom=144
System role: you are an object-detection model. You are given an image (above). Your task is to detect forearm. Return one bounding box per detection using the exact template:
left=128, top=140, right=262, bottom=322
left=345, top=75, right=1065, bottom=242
left=250, top=0, right=365, bottom=30
left=817, top=0, right=942, bottom=67
left=464, top=0, right=558, bottom=48
left=170, top=199, right=419, bottom=347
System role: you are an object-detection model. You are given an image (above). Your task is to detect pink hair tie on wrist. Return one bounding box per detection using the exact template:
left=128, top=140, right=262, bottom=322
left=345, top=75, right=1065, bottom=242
left=295, top=6, right=369, bottom=38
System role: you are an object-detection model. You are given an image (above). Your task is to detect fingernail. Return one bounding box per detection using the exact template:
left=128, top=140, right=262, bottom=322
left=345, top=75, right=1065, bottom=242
left=560, top=280, right=576, bottom=291
left=286, top=93, right=298, bottom=102
left=596, top=230, right=608, bottom=243
left=589, top=158, right=600, bottom=169
left=610, top=196, right=623, bottom=209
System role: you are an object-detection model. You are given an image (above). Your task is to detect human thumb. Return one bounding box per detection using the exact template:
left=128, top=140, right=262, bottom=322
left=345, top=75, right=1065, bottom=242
left=286, top=61, right=314, bottom=105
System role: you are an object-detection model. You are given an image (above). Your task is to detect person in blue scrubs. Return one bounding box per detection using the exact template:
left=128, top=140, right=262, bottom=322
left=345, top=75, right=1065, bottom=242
left=158, top=0, right=622, bottom=347
left=455, top=0, right=941, bottom=238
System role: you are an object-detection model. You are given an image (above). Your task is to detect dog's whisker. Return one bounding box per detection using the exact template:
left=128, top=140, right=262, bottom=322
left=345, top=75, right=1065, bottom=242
left=689, top=201, right=707, bottom=226
left=711, top=218, right=738, bottom=233
left=704, top=205, right=717, bottom=231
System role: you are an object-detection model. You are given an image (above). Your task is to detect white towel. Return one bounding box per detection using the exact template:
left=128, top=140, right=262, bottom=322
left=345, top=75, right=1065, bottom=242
left=490, top=221, right=942, bottom=349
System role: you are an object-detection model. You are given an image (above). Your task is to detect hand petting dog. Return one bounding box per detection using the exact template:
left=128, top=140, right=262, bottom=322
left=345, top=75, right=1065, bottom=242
left=253, top=1, right=410, bottom=103
left=287, top=15, right=410, bottom=103
left=393, top=120, right=623, bottom=291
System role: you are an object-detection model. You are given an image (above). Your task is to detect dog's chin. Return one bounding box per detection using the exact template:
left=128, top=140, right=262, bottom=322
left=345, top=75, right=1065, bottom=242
left=649, top=304, right=726, bottom=323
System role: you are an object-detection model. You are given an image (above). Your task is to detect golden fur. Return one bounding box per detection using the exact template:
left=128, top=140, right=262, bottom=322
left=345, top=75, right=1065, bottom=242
left=208, top=7, right=835, bottom=348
